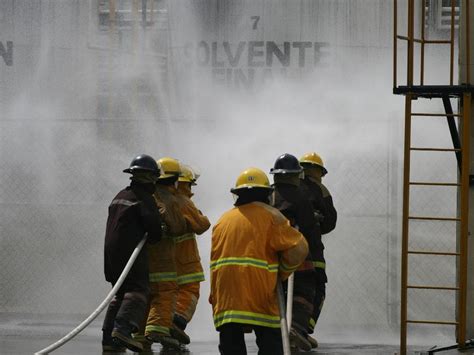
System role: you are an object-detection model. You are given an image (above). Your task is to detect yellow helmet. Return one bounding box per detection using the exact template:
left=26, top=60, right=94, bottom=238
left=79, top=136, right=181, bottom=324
left=299, top=152, right=328, bottom=176
left=157, top=157, right=181, bottom=179
left=179, top=164, right=197, bottom=185
left=231, top=167, right=273, bottom=193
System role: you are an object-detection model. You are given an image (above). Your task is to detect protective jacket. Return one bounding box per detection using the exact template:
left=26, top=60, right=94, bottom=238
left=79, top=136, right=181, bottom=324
left=174, top=191, right=210, bottom=285
left=301, top=177, right=337, bottom=235
left=272, top=183, right=319, bottom=270
left=104, top=182, right=162, bottom=285
left=146, top=185, right=187, bottom=336
left=174, top=189, right=211, bottom=324
left=210, top=201, right=308, bottom=329
left=300, top=177, right=337, bottom=268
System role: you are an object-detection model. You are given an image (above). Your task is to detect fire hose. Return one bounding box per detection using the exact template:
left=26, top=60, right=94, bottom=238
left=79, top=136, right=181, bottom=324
left=277, top=273, right=294, bottom=355
left=35, top=234, right=148, bottom=355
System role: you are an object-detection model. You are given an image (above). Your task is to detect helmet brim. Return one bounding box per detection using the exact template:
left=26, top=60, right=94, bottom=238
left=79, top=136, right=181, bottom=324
left=230, top=185, right=274, bottom=194
left=269, top=168, right=303, bottom=174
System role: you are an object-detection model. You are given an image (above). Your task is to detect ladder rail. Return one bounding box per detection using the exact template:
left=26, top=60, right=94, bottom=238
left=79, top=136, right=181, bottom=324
left=394, top=2, right=471, bottom=354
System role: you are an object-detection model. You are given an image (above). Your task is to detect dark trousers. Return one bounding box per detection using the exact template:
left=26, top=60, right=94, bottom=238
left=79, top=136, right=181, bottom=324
left=218, top=323, right=283, bottom=355
left=308, top=268, right=327, bottom=333
left=102, top=280, right=149, bottom=343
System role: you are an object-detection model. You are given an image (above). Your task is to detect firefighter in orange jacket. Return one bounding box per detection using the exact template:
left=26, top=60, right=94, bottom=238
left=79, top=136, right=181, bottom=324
left=145, top=157, right=187, bottom=350
left=172, top=164, right=211, bottom=345
left=299, top=152, right=338, bottom=349
left=210, top=167, right=309, bottom=355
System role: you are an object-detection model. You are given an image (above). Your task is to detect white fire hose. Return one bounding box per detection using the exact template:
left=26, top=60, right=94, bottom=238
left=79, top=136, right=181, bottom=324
left=286, top=273, right=294, bottom=328
left=277, top=276, right=292, bottom=355
left=35, top=234, right=148, bottom=355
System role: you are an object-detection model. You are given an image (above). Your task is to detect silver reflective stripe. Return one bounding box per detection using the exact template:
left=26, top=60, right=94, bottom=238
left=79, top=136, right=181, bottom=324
left=110, top=199, right=139, bottom=207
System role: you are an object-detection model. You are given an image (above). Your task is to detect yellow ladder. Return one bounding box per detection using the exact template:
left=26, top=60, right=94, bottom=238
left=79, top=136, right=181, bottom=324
left=394, top=0, right=473, bottom=353
left=400, top=93, right=470, bottom=354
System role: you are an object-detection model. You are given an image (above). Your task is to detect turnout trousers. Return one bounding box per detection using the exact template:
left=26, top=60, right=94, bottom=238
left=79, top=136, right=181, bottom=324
left=145, top=238, right=177, bottom=336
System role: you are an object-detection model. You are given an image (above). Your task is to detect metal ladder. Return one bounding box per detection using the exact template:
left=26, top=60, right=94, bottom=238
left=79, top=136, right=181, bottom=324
left=393, top=0, right=473, bottom=354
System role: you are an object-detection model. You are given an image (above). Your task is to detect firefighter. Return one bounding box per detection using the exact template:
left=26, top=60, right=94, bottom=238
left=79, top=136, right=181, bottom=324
left=102, top=154, right=162, bottom=353
left=299, top=152, right=337, bottom=348
left=210, top=167, right=309, bottom=355
left=172, top=164, right=211, bottom=345
left=144, top=157, right=187, bottom=350
left=270, top=153, right=319, bottom=352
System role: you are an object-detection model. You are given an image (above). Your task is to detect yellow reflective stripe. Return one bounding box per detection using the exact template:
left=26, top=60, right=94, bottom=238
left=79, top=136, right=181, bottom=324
left=280, top=261, right=299, bottom=273
left=309, top=317, right=316, bottom=330
left=149, top=272, right=177, bottom=282
left=174, top=233, right=196, bottom=243
left=145, top=325, right=170, bottom=336
left=214, top=310, right=281, bottom=329
left=313, top=261, right=326, bottom=269
left=210, top=257, right=278, bottom=272
left=177, top=272, right=205, bottom=285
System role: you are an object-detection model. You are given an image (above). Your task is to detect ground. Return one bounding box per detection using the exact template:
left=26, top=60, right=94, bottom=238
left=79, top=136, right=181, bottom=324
left=1, top=315, right=473, bottom=354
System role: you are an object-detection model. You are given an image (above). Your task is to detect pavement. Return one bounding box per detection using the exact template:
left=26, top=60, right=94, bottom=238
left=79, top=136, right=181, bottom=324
left=2, top=314, right=474, bottom=354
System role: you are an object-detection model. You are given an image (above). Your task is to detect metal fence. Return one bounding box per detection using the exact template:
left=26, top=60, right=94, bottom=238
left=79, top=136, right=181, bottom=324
left=0, top=0, right=460, bottom=344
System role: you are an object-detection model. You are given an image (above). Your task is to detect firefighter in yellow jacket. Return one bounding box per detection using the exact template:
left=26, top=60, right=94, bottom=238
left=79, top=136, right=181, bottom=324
left=172, top=164, right=211, bottom=345
left=145, top=157, right=187, bottom=350
left=210, top=167, right=309, bottom=355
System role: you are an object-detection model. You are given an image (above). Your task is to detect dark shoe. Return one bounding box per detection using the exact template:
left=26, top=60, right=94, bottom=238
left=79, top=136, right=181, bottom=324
left=133, top=333, right=154, bottom=353
left=112, top=328, right=144, bottom=352
left=289, top=328, right=312, bottom=351
left=307, top=334, right=318, bottom=348
left=102, top=343, right=127, bottom=353
left=170, top=326, right=191, bottom=345
left=146, top=331, right=181, bottom=350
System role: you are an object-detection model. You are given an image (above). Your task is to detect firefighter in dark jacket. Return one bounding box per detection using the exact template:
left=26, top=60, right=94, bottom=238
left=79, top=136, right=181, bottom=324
left=299, top=151, right=337, bottom=348
left=102, top=154, right=163, bottom=353
left=270, top=153, right=319, bottom=352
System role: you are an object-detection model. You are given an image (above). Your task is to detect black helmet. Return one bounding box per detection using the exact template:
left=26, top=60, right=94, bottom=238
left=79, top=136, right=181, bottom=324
left=269, top=153, right=303, bottom=174
left=123, top=154, right=161, bottom=175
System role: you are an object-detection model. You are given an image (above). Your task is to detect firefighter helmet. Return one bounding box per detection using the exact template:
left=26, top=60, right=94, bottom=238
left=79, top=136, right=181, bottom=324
left=269, top=153, right=303, bottom=174
left=299, top=152, right=328, bottom=176
left=179, top=164, right=197, bottom=186
left=123, top=154, right=161, bottom=175
left=157, top=157, right=181, bottom=179
left=231, top=167, right=273, bottom=193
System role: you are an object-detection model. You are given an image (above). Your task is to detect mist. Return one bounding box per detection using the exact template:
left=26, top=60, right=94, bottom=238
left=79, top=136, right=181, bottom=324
left=0, top=0, right=461, bottom=349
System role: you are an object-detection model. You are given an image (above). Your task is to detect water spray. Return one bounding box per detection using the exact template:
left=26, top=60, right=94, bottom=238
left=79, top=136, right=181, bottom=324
left=34, top=234, right=148, bottom=354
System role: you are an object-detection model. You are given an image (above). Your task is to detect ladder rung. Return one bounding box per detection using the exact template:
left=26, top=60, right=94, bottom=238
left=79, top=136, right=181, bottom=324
left=411, top=112, right=462, bottom=117
left=410, top=181, right=460, bottom=186
left=407, top=285, right=459, bottom=290
left=408, top=250, right=460, bottom=256
left=423, top=40, right=452, bottom=44
left=408, top=216, right=461, bottom=221
left=410, top=147, right=461, bottom=152
left=397, top=35, right=410, bottom=41
left=406, top=319, right=458, bottom=325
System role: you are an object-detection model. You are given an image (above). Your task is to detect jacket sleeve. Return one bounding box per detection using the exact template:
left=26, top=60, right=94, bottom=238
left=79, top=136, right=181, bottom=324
left=139, top=194, right=163, bottom=244
left=181, top=197, right=211, bottom=235
left=268, top=210, right=309, bottom=281
left=154, top=195, right=188, bottom=237
left=319, top=183, right=337, bottom=234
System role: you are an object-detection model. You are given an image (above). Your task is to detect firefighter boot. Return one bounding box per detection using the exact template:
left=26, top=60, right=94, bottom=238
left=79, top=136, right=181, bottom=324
left=171, top=314, right=191, bottom=345
left=289, top=328, right=312, bottom=352
left=112, top=319, right=144, bottom=352
left=146, top=331, right=181, bottom=350
left=102, top=331, right=126, bottom=353
left=307, top=334, right=318, bottom=348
